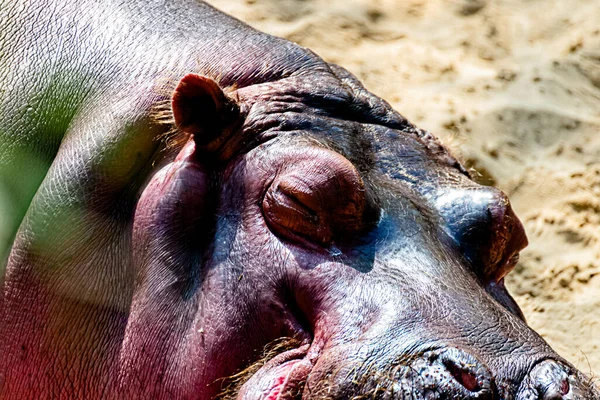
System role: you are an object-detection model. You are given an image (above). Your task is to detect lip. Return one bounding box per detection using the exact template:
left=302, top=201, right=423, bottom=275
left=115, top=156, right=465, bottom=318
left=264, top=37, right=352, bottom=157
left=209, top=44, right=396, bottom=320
left=237, top=344, right=315, bottom=400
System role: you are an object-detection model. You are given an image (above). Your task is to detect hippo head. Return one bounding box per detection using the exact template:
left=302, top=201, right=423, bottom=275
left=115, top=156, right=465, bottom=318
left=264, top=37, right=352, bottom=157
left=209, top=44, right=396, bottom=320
left=114, top=69, right=598, bottom=400
left=2, top=64, right=597, bottom=399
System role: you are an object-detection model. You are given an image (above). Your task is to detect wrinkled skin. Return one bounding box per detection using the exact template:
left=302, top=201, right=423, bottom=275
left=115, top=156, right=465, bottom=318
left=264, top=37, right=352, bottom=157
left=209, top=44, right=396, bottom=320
left=0, top=0, right=597, bottom=399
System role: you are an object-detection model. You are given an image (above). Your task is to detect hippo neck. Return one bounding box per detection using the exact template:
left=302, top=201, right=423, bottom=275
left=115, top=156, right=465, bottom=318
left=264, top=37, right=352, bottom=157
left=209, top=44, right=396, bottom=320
left=89, top=0, right=325, bottom=89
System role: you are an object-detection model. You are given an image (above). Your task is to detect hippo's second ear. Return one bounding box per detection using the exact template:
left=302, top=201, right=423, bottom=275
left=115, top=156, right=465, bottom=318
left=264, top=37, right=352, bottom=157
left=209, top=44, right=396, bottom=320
left=435, top=186, right=528, bottom=282
left=172, top=73, right=240, bottom=148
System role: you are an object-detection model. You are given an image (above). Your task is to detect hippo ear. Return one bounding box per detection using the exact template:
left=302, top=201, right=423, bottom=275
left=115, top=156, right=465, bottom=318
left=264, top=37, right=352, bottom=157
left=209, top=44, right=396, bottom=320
left=172, top=74, right=240, bottom=148
left=435, top=187, right=528, bottom=282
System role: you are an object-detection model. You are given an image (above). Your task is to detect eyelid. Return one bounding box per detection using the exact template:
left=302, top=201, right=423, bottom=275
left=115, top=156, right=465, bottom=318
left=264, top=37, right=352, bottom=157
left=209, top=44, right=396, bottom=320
left=260, top=147, right=367, bottom=246
left=270, top=184, right=318, bottom=222
left=262, top=180, right=333, bottom=246
left=276, top=177, right=326, bottom=215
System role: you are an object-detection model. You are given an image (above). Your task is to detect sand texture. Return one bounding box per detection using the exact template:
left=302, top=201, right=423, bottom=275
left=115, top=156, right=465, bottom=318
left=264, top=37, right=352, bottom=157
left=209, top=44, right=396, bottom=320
left=208, top=0, right=600, bottom=377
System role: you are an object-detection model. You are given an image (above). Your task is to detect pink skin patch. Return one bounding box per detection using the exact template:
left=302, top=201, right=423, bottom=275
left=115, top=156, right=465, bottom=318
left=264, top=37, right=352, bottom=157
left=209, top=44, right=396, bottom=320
left=263, top=360, right=300, bottom=400
left=238, top=345, right=316, bottom=400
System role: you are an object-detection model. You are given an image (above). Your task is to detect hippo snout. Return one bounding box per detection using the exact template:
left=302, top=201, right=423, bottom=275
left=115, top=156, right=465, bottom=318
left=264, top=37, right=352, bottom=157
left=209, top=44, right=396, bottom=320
left=291, top=345, right=597, bottom=399
left=391, top=354, right=595, bottom=399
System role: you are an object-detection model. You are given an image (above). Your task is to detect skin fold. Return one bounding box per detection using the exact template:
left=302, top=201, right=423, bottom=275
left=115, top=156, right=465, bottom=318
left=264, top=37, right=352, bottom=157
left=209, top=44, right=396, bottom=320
left=0, top=0, right=598, bottom=399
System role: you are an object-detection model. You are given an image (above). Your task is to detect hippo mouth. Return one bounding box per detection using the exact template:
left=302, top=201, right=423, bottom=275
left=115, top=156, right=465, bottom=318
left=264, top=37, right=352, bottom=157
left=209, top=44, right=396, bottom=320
left=243, top=346, right=313, bottom=400
left=225, top=341, right=316, bottom=400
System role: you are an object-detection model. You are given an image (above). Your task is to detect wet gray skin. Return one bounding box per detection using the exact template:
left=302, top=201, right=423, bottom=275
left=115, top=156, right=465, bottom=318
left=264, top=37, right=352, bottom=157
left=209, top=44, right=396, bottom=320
left=0, top=0, right=597, bottom=399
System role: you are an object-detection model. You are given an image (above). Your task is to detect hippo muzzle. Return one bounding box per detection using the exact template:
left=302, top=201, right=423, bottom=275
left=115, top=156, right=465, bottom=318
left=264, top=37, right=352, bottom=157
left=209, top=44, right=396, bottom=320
left=0, top=1, right=597, bottom=399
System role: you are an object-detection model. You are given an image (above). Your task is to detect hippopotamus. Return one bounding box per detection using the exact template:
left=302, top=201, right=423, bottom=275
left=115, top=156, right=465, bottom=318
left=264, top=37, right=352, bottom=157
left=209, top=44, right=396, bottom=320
left=0, top=0, right=597, bottom=399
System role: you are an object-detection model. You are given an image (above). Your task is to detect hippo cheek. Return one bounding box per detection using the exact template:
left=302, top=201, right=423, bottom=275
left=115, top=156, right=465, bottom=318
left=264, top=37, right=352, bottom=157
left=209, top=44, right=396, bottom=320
left=117, top=137, right=214, bottom=393
left=117, top=139, right=265, bottom=397
left=116, top=137, right=270, bottom=397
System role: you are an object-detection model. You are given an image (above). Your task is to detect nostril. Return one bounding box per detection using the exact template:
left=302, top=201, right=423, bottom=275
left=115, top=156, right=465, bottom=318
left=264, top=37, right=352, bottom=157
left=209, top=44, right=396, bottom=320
left=433, top=348, right=494, bottom=397
left=445, top=361, right=481, bottom=392
left=517, top=360, right=572, bottom=400
left=539, top=380, right=570, bottom=400
left=409, top=349, right=495, bottom=399
left=560, top=379, right=570, bottom=396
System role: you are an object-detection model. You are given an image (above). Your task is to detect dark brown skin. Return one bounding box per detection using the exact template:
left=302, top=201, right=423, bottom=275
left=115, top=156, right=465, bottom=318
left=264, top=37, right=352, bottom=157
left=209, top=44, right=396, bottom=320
left=0, top=0, right=598, bottom=399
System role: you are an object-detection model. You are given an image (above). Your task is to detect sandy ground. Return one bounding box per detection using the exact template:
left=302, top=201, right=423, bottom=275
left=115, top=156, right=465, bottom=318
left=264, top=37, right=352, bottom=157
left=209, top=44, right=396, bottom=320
left=209, top=0, right=600, bottom=377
